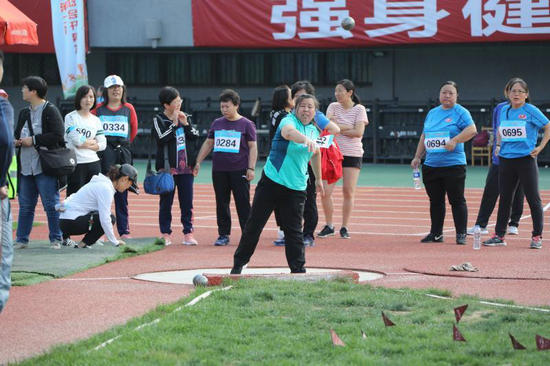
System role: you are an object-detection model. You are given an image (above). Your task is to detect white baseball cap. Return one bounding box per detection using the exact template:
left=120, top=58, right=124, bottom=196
left=104, top=75, right=124, bottom=88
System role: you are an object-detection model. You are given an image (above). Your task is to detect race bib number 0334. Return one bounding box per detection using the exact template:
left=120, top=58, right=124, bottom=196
left=424, top=131, right=450, bottom=152
left=214, top=130, right=241, bottom=153
left=500, top=120, right=527, bottom=142
left=100, top=115, right=129, bottom=138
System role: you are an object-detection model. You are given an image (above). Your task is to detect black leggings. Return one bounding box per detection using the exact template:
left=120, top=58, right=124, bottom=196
left=495, top=156, right=543, bottom=237
left=422, top=165, right=467, bottom=235
left=60, top=212, right=115, bottom=246
left=475, top=163, right=524, bottom=228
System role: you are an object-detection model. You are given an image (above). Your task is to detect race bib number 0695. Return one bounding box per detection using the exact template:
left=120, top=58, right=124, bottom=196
left=500, top=120, right=527, bottom=142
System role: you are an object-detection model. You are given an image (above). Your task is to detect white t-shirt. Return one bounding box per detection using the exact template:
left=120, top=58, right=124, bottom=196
left=326, top=103, right=368, bottom=157
left=64, top=110, right=106, bottom=164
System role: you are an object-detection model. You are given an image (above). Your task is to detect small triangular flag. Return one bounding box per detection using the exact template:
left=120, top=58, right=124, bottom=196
left=454, top=304, right=468, bottom=323
left=361, top=329, right=367, bottom=339
left=453, top=324, right=466, bottom=341
left=330, top=329, right=345, bottom=347
left=509, top=333, right=526, bottom=350
left=536, top=334, right=550, bottom=350
left=381, top=311, right=395, bottom=327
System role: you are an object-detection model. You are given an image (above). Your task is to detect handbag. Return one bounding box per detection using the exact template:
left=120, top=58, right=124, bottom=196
left=143, top=136, right=175, bottom=195
left=26, top=118, right=76, bottom=177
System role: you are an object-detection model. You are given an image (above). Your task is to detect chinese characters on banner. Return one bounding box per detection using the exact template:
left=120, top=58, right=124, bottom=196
left=50, top=0, right=88, bottom=98
left=192, top=0, right=550, bottom=48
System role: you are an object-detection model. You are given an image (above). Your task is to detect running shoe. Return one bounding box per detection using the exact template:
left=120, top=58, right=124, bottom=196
left=339, top=227, right=350, bottom=239
left=420, top=233, right=444, bottom=243
left=467, top=226, right=489, bottom=235
left=14, top=242, right=28, bottom=249
left=214, top=235, right=230, bottom=246
left=317, top=225, right=335, bottom=238
left=62, top=238, right=78, bottom=247
left=50, top=241, right=61, bottom=250
left=456, top=233, right=467, bottom=245
left=530, top=236, right=542, bottom=249
left=303, top=234, right=315, bottom=247
left=483, top=235, right=507, bottom=247
left=273, top=239, right=286, bottom=247
left=162, top=233, right=172, bottom=246
left=120, top=234, right=133, bottom=240
left=507, top=226, right=519, bottom=235
left=183, top=233, right=198, bottom=246
left=277, top=229, right=285, bottom=240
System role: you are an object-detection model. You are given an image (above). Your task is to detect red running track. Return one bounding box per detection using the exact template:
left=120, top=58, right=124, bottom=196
left=1, top=185, right=549, bottom=363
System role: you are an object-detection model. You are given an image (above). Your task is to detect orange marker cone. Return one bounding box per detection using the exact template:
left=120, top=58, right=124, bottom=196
left=453, top=324, right=466, bottom=341
left=454, top=304, right=468, bottom=323
left=381, top=311, right=395, bottom=327
left=330, top=329, right=345, bottom=347
left=509, top=333, right=526, bottom=350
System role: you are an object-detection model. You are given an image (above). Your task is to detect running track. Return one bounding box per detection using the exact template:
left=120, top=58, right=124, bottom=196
left=1, top=185, right=549, bottom=363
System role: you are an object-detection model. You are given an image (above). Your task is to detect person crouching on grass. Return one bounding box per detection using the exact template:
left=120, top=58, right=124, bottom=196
left=231, top=94, right=339, bottom=274
left=58, top=164, right=139, bottom=248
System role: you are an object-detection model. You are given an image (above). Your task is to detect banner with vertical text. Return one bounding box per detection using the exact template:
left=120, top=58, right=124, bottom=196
left=50, top=0, right=88, bottom=99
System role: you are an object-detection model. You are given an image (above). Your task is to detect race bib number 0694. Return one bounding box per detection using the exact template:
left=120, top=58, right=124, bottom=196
left=424, top=131, right=450, bottom=152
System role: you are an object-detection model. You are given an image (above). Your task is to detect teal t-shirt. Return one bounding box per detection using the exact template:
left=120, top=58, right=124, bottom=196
left=423, top=104, right=474, bottom=167
left=498, top=103, right=549, bottom=159
left=264, top=113, right=320, bottom=191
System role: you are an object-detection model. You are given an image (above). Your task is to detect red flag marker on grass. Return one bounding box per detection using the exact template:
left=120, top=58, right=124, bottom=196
left=536, top=334, right=550, bottom=350
left=381, top=311, right=395, bottom=327
left=509, top=333, right=526, bottom=350
left=330, top=329, right=345, bottom=347
left=454, top=304, right=468, bottom=323
left=453, top=324, right=466, bottom=341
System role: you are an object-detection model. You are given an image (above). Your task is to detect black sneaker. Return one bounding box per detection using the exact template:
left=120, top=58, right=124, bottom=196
left=303, top=234, right=315, bottom=247
left=483, top=235, right=506, bottom=247
left=317, top=225, right=335, bottom=238
left=214, top=235, right=230, bottom=246
left=456, top=233, right=467, bottom=245
left=230, top=265, right=242, bottom=274
left=339, top=227, right=350, bottom=239
left=420, top=233, right=444, bottom=243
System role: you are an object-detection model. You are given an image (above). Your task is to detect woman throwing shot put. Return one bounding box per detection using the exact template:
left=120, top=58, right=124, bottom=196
left=411, top=81, right=477, bottom=245
left=231, top=94, right=339, bottom=274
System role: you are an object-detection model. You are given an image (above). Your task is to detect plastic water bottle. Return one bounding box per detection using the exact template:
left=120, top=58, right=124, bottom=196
left=473, top=225, right=481, bottom=250
left=412, top=168, right=421, bottom=190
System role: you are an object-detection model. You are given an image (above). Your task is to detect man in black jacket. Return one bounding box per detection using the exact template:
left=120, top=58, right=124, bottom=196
left=14, top=76, right=64, bottom=249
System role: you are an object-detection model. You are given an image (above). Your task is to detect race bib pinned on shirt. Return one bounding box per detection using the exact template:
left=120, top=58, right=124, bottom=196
left=213, top=130, right=241, bottom=153
left=499, top=120, right=527, bottom=142
left=100, top=115, right=129, bottom=138
left=176, top=128, right=186, bottom=152
left=315, top=134, right=334, bottom=149
left=424, top=131, right=450, bottom=152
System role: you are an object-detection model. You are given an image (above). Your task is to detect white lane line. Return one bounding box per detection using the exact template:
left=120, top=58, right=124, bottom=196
left=426, top=294, right=550, bottom=312
left=91, top=286, right=232, bottom=352
left=57, top=277, right=131, bottom=281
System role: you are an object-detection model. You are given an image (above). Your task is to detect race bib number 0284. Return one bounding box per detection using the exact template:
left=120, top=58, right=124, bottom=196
left=213, top=130, right=241, bottom=153
left=424, top=131, right=450, bottom=152
left=500, top=120, right=527, bottom=142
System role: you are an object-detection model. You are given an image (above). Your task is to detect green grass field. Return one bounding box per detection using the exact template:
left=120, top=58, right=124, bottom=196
left=20, top=279, right=550, bottom=365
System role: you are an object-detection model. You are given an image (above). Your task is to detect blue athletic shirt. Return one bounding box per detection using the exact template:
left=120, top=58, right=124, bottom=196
left=498, top=103, right=549, bottom=159
left=423, top=104, right=474, bottom=167
left=263, top=113, right=320, bottom=191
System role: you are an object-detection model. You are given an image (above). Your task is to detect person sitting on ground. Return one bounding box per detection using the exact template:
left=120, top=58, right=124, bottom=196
left=58, top=164, right=139, bottom=248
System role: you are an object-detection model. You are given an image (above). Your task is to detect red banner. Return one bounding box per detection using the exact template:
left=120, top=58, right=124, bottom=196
left=192, top=0, right=550, bottom=48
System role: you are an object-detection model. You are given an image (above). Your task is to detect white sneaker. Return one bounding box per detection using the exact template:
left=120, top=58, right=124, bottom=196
left=14, top=242, right=28, bottom=249
left=183, top=233, right=198, bottom=246
left=467, top=226, right=489, bottom=235
left=507, top=226, right=519, bottom=235
left=162, top=233, right=173, bottom=246
left=50, top=241, right=61, bottom=250
left=277, top=228, right=285, bottom=240
left=62, top=238, right=78, bottom=247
